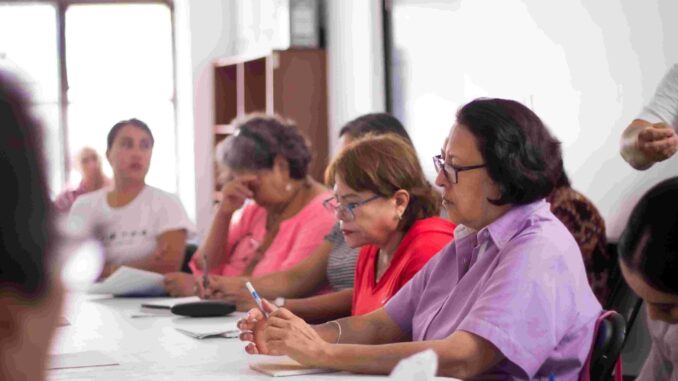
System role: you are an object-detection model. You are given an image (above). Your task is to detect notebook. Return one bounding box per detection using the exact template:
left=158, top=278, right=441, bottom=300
left=141, top=296, right=201, bottom=311
left=250, top=358, right=338, bottom=377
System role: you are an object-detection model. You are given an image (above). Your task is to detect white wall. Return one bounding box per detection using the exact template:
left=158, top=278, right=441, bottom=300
left=326, top=0, right=386, bottom=157
left=390, top=0, right=678, bottom=240
left=176, top=0, right=387, bottom=238
left=174, top=0, right=238, bottom=239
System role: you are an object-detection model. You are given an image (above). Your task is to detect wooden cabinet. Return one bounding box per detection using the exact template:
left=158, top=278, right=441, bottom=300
left=213, top=49, right=329, bottom=198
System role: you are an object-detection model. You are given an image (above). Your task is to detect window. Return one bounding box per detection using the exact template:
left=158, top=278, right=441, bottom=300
left=0, top=3, right=61, bottom=191
left=0, top=1, right=176, bottom=195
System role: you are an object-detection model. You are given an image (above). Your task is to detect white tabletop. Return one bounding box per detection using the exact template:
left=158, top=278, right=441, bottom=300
left=48, top=293, right=444, bottom=380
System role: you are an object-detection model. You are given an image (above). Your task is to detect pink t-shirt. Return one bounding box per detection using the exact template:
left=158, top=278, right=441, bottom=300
left=190, top=191, right=335, bottom=277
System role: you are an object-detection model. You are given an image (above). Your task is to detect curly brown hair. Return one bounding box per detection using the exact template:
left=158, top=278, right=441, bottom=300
left=217, top=113, right=312, bottom=179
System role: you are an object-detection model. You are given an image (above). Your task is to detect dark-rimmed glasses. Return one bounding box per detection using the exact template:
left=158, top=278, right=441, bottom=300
left=433, top=154, right=486, bottom=184
left=322, top=195, right=381, bottom=221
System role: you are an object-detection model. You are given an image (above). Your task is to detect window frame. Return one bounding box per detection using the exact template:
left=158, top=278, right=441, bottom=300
left=2, top=0, right=176, bottom=190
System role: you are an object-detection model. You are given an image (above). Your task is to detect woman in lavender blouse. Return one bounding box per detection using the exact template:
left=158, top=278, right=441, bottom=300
left=238, top=98, right=602, bottom=380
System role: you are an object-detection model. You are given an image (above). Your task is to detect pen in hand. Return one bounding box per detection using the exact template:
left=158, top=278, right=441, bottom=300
left=201, top=251, right=209, bottom=295
left=245, top=281, right=269, bottom=318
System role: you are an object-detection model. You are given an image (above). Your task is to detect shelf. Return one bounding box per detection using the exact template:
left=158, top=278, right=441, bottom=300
left=214, top=124, right=235, bottom=135
left=214, top=49, right=270, bottom=68
left=212, top=48, right=329, bottom=189
left=214, top=65, right=238, bottom=125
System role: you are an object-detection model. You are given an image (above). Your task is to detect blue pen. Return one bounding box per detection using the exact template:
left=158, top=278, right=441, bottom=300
left=245, top=281, right=269, bottom=318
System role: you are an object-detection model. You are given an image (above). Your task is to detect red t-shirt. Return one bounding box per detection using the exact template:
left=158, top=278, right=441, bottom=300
left=352, top=217, right=455, bottom=315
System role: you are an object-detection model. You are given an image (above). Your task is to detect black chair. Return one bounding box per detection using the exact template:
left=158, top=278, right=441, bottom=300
left=604, top=243, right=643, bottom=337
left=181, top=243, right=198, bottom=274
left=589, top=311, right=627, bottom=381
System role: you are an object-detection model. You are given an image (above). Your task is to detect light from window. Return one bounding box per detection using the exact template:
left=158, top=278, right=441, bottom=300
left=65, top=3, right=176, bottom=192
left=0, top=3, right=61, bottom=195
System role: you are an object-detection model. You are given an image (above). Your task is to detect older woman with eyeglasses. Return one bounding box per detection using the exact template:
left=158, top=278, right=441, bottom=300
left=236, top=134, right=454, bottom=323
left=238, top=98, right=601, bottom=380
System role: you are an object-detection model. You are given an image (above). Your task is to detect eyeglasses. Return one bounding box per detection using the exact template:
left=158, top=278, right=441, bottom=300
left=432, top=154, right=486, bottom=184
left=322, top=195, right=381, bottom=222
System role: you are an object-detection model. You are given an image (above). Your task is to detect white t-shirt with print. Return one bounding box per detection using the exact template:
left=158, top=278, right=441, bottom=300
left=638, top=63, right=678, bottom=131
left=68, top=185, right=194, bottom=265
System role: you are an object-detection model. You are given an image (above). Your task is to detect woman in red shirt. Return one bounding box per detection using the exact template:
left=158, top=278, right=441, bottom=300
left=269, top=133, right=455, bottom=322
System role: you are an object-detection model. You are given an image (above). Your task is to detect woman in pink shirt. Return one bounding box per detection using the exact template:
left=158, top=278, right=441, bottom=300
left=163, top=114, right=334, bottom=296
left=54, top=146, right=111, bottom=213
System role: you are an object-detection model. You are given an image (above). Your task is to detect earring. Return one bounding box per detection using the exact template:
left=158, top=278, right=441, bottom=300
left=285, top=183, right=293, bottom=192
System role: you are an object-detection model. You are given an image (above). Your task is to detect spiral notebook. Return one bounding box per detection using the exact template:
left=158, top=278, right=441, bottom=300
left=250, top=358, right=338, bottom=377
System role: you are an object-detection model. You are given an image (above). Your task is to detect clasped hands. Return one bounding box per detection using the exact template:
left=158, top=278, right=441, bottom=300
left=236, top=298, right=332, bottom=367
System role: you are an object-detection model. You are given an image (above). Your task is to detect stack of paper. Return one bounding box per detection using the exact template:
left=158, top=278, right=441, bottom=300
left=88, top=266, right=166, bottom=297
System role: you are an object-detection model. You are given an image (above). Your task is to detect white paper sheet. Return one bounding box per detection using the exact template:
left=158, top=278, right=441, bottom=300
left=174, top=327, right=240, bottom=339
left=141, top=296, right=201, bottom=309
left=88, top=266, right=166, bottom=296
left=48, top=351, right=118, bottom=370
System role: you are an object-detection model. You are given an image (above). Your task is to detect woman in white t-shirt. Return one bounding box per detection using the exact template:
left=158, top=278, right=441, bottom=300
left=621, top=63, right=678, bottom=170
left=68, top=118, right=194, bottom=278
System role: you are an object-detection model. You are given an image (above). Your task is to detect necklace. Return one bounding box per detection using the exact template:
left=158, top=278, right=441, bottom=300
left=266, top=179, right=311, bottom=229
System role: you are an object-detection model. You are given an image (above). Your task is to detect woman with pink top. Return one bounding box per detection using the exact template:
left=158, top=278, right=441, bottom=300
left=163, top=113, right=334, bottom=296
left=54, top=147, right=111, bottom=213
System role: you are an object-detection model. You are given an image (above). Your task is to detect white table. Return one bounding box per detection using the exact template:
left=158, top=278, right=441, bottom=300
left=49, top=293, right=449, bottom=380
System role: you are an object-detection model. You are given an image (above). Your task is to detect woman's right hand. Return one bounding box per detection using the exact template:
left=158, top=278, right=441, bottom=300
left=238, top=299, right=279, bottom=355
left=196, top=275, right=244, bottom=300
left=218, top=174, right=258, bottom=216
left=163, top=272, right=197, bottom=297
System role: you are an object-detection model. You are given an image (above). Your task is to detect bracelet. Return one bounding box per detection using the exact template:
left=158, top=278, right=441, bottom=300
left=327, top=320, right=342, bottom=344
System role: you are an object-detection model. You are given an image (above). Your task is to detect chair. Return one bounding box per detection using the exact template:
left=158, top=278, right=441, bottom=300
left=181, top=243, right=198, bottom=274
left=581, top=310, right=627, bottom=381
left=604, top=244, right=643, bottom=337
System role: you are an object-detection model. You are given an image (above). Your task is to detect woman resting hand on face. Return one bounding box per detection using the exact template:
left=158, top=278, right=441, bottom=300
left=163, top=114, right=334, bottom=297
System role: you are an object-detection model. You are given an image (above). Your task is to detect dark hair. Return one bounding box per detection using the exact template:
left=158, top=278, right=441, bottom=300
left=326, top=134, right=441, bottom=232
left=456, top=98, right=562, bottom=205
left=107, top=118, right=154, bottom=150
left=618, top=177, right=678, bottom=295
left=218, top=113, right=312, bottom=180
left=554, top=163, right=572, bottom=188
left=339, top=113, right=412, bottom=144
left=0, top=70, right=55, bottom=297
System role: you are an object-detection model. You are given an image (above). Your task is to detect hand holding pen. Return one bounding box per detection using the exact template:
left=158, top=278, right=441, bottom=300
left=245, top=281, right=271, bottom=318
left=202, top=250, right=209, bottom=289
left=238, top=282, right=279, bottom=355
